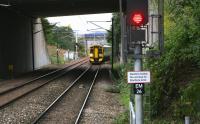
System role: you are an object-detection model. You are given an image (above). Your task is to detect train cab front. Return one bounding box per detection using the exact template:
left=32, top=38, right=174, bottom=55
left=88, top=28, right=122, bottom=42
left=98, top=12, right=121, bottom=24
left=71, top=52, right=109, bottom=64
left=89, top=56, right=103, bottom=64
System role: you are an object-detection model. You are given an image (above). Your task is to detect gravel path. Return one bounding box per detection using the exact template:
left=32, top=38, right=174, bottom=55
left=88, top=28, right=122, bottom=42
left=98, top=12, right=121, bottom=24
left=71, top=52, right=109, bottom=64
left=79, top=64, right=125, bottom=124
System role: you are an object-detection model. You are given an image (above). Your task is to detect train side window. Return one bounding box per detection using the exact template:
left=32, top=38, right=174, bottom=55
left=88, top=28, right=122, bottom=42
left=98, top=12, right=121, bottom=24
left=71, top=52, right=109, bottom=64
left=90, top=48, right=94, bottom=53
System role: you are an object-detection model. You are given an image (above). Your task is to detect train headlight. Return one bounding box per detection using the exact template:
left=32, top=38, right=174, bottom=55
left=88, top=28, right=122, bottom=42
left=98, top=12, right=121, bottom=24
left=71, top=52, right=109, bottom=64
left=90, top=54, right=93, bottom=57
left=99, top=58, right=103, bottom=61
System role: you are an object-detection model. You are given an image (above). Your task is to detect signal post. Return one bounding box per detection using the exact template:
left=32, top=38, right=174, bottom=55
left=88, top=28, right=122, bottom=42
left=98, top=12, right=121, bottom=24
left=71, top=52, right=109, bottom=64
left=126, top=0, right=149, bottom=124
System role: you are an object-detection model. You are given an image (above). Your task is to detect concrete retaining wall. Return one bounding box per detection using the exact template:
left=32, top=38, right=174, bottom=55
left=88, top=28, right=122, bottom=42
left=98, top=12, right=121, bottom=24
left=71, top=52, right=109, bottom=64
left=33, top=18, right=50, bottom=69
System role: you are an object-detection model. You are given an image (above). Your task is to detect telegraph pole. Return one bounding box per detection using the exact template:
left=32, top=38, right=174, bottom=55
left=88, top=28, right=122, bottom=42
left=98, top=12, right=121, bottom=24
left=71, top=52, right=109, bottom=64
left=52, top=26, right=60, bottom=64
left=56, top=29, right=59, bottom=64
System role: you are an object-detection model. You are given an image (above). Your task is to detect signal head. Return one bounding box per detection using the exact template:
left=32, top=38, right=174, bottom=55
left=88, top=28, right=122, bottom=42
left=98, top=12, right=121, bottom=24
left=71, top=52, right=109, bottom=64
left=131, top=11, right=145, bottom=27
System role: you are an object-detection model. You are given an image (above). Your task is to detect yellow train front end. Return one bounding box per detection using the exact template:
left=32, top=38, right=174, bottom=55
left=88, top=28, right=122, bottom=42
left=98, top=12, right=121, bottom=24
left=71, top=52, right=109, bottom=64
left=89, top=45, right=104, bottom=64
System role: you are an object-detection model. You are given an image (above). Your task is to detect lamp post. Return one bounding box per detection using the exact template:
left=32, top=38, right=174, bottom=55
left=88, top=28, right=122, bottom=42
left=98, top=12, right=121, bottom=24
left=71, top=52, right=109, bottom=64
left=51, top=22, right=64, bottom=64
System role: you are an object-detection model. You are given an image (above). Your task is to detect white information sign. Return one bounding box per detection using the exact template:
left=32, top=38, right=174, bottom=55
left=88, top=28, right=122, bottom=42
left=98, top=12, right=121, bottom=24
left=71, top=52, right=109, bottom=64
left=128, top=71, right=151, bottom=84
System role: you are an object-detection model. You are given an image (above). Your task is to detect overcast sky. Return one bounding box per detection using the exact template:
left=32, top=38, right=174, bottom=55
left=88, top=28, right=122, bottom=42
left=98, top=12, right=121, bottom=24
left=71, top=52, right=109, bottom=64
left=47, top=13, right=112, bottom=34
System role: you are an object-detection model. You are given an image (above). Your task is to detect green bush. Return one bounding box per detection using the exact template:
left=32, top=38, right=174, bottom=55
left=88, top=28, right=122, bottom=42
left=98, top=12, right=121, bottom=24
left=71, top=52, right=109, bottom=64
left=146, top=0, right=200, bottom=121
left=113, top=110, right=129, bottom=124
left=50, top=55, right=65, bottom=64
left=113, top=63, right=131, bottom=107
left=112, top=63, right=131, bottom=124
left=179, top=78, right=200, bottom=120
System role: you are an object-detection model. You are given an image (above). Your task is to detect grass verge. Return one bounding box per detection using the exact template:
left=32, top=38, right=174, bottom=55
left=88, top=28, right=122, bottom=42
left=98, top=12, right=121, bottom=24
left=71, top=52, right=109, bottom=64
left=111, top=63, right=131, bottom=124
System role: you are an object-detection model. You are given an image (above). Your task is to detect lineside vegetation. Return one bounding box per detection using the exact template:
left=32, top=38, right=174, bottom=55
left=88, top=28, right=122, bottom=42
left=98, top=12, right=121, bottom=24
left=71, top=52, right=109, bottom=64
left=109, top=0, right=200, bottom=123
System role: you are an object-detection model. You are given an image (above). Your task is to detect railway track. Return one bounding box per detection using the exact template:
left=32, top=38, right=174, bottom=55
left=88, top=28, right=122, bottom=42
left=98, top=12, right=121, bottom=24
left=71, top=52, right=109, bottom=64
left=75, top=66, right=100, bottom=124
left=31, top=65, right=100, bottom=124
left=0, top=58, right=88, bottom=108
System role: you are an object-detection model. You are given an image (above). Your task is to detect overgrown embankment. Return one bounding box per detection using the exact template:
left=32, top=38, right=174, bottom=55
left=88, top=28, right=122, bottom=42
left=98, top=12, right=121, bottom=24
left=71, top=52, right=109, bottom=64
left=112, top=64, right=131, bottom=124
left=47, top=45, right=66, bottom=64
left=146, top=0, right=200, bottom=123
left=108, top=1, right=200, bottom=123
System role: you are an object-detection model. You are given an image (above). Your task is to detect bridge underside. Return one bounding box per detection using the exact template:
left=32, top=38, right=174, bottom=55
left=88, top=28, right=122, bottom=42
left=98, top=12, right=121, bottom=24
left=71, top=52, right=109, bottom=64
left=3, top=0, right=119, bottom=17
left=0, top=0, right=123, bottom=78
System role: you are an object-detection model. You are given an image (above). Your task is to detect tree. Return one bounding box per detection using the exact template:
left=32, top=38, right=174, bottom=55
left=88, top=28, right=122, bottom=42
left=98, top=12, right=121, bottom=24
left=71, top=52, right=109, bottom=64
left=107, top=13, right=121, bottom=61
left=41, top=18, right=56, bottom=45
left=147, top=0, right=200, bottom=120
left=52, top=26, right=75, bottom=50
left=41, top=18, right=75, bottom=50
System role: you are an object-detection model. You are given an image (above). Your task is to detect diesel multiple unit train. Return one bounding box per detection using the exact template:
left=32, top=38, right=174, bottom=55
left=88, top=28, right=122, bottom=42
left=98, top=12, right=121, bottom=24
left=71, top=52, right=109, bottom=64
left=89, top=45, right=111, bottom=64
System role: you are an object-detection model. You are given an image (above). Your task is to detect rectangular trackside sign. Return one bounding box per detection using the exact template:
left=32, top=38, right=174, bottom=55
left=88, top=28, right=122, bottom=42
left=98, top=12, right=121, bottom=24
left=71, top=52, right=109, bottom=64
left=128, top=71, right=150, bottom=84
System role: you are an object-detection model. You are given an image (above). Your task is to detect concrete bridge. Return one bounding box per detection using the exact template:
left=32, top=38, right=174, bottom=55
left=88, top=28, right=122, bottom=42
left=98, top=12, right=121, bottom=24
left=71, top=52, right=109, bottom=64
left=0, top=0, right=120, bottom=78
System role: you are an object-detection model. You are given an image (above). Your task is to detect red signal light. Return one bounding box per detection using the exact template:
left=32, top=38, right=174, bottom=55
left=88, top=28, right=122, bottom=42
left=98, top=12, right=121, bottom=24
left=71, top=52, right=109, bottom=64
left=131, top=12, right=144, bottom=26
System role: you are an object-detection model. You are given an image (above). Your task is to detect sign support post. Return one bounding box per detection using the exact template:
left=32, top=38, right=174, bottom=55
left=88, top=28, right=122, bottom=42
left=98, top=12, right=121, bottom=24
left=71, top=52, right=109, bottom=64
left=125, top=0, right=149, bottom=123
left=128, top=29, right=149, bottom=124
left=134, top=43, right=143, bottom=124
